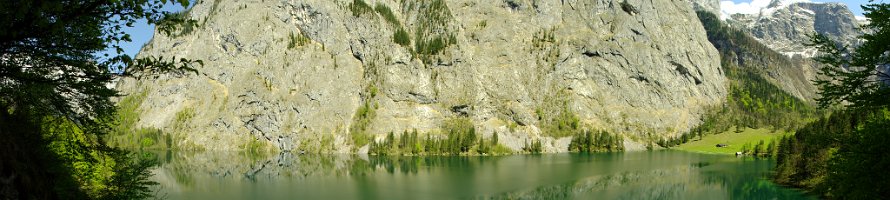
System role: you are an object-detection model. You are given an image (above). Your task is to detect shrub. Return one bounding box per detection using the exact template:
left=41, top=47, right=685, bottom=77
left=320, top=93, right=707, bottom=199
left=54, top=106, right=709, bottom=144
left=350, top=101, right=376, bottom=148
left=287, top=32, right=311, bottom=49
left=523, top=139, right=543, bottom=154
left=411, top=0, right=456, bottom=64
left=375, top=3, right=400, bottom=26
left=568, top=130, right=624, bottom=152
left=393, top=28, right=411, bottom=47
left=540, top=105, right=581, bottom=138
left=349, top=0, right=374, bottom=17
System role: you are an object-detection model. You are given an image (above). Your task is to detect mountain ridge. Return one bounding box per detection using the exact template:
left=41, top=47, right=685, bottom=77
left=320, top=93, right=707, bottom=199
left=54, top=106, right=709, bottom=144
left=725, top=0, right=862, bottom=58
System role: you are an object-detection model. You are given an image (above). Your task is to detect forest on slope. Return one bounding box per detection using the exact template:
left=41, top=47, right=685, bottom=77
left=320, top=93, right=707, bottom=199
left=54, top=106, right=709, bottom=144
left=659, top=11, right=819, bottom=148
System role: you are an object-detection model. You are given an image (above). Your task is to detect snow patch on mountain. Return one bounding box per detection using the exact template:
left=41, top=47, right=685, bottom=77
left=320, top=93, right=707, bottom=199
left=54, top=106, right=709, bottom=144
left=720, top=0, right=817, bottom=19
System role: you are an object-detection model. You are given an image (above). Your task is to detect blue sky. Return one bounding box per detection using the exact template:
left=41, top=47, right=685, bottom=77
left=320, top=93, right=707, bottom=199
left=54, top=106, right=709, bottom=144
left=99, top=2, right=186, bottom=62
left=106, top=0, right=874, bottom=60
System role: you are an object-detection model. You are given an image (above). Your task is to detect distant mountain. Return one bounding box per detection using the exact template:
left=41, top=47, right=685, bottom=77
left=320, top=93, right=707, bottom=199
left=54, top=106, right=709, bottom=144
left=697, top=11, right=817, bottom=132
left=726, top=0, right=862, bottom=58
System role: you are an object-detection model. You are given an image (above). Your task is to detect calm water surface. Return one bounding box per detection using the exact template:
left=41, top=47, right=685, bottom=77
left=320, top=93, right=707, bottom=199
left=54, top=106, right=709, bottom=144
left=147, top=150, right=814, bottom=199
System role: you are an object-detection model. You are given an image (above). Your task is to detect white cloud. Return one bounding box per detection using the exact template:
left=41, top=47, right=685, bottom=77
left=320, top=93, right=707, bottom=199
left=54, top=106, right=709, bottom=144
left=855, top=15, right=867, bottom=21
left=720, top=0, right=815, bottom=16
left=720, top=0, right=774, bottom=15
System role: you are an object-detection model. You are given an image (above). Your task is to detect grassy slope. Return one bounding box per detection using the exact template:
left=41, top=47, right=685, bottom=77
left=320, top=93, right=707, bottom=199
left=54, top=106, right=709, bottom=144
left=675, top=128, right=790, bottom=154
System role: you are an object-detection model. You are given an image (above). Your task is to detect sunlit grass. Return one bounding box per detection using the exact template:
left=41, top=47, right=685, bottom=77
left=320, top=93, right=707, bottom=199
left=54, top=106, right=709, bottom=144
left=674, top=127, right=789, bottom=154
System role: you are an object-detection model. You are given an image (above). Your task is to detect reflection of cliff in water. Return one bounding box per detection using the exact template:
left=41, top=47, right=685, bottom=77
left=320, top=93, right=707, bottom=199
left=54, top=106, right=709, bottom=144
left=148, top=150, right=488, bottom=180
left=144, top=151, right=814, bottom=200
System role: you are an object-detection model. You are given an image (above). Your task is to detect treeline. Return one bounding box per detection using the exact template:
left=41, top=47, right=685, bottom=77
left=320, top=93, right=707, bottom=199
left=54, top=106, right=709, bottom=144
left=368, top=118, right=512, bottom=155
left=739, top=138, right=778, bottom=157
left=568, top=130, right=624, bottom=152
left=774, top=109, right=890, bottom=198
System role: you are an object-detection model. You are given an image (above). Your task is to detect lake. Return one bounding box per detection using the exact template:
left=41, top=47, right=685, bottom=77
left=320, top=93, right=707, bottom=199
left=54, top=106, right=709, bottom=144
left=146, top=150, right=814, bottom=199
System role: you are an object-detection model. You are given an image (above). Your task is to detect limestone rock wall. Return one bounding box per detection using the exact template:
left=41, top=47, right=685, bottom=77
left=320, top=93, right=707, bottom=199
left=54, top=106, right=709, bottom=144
left=117, top=0, right=726, bottom=152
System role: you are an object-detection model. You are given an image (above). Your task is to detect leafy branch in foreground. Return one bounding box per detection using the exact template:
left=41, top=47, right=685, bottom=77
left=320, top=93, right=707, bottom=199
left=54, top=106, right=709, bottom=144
left=808, top=3, right=890, bottom=109
left=0, top=0, right=202, bottom=199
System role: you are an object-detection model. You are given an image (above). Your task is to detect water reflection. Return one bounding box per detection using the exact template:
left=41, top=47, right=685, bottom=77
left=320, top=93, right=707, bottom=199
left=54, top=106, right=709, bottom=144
left=145, top=150, right=813, bottom=200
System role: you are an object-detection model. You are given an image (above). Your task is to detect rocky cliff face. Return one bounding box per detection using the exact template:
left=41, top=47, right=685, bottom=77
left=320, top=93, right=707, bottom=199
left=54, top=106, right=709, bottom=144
left=691, top=0, right=720, bottom=15
left=727, top=0, right=861, bottom=58
left=117, top=0, right=726, bottom=153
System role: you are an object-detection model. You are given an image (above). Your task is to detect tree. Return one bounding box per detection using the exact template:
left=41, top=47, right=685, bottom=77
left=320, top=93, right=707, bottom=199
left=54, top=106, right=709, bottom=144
left=0, top=0, right=200, bottom=199
left=786, top=2, right=890, bottom=198
left=809, top=3, right=890, bottom=109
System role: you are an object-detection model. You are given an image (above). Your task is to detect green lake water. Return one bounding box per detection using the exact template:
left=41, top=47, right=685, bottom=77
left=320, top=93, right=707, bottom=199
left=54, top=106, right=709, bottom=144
left=147, top=150, right=814, bottom=199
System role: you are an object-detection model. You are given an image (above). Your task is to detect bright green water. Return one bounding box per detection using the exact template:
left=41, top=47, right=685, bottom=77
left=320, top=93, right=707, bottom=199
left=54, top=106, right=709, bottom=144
left=147, top=150, right=814, bottom=199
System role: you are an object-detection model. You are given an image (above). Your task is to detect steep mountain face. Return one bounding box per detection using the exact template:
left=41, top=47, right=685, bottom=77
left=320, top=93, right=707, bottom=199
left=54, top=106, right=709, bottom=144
left=116, top=0, right=726, bottom=153
left=727, top=0, right=861, bottom=58
left=691, top=0, right=720, bottom=15
left=699, top=9, right=820, bottom=102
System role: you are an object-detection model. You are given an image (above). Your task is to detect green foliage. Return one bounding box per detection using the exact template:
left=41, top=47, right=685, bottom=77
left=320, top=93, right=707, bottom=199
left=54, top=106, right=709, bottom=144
left=537, top=92, right=582, bottom=138
left=476, top=132, right=509, bottom=155
left=367, top=118, right=505, bottom=156
left=375, top=3, right=400, bottom=27
left=568, top=130, right=624, bottom=152
left=349, top=0, right=374, bottom=17
left=393, top=28, right=411, bottom=47
left=824, top=110, right=890, bottom=199
left=350, top=100, right=376, bottom=148
left=523, top=139, right=543, bottom=154
left=673, top=128, right=790, bottom=154
left=101, top=151, right=159, bottom=200
left=737, top=139, right=777, bottom=157
left=1, top=0, right=200, bottom=128
left=0, top=0, right=205, bottom=198
left=350, top=84, right=381, bottom=150
left=724, top=68, right=814, bottom=130
left=113, top=91, right=148, bottom=135
left=243, top=139, right=271, bottom=156
left=156, top=6, right=199, bottom=38
left=287, top=31, right=311, bottom=49
left=106, top=91, right=178, bottom=150
left=661, top=11, right=819, bottom=149
left=532, top=28, right=556, bottom=49
left=808, top=3, right=890, bottom=109
left=701, top=10, right=815, bottom=130
left=775, top=111, right=874, bottom=193
left=410, top=0, right=456, bottom=64
left=1, top=111, right=160, bottom=200
left=773, top=4, right=890, bottom=198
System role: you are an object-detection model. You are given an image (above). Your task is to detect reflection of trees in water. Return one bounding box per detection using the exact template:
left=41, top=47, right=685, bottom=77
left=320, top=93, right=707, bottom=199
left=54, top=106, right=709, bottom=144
left=147, top=151, right=498, bottom=185
left=145, top=151, right=811, bottom=199
left=695, top=158, right=810, bottom=199
left=481, top=168, right=701, bottom=199
left=481, top=161, right=811, bottom=200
